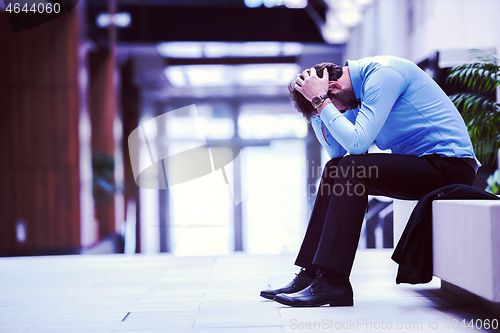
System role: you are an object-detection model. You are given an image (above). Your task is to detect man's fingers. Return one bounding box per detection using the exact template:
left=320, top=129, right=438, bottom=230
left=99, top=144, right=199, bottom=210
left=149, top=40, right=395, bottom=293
left=295, top=74, right=304, bottom=85
left=294, top=67, right=327, bottom=101
left=294, top=83, right=311, bottom=101
left=322, top=67, right=328, bottom=80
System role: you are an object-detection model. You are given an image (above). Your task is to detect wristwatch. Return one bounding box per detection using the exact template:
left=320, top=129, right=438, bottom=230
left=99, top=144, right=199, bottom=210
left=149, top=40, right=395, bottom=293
left=311, top=94, right=330, bottom=109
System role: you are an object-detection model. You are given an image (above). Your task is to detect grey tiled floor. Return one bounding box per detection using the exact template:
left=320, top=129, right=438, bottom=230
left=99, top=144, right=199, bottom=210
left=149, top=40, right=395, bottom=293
left=0, top=250, right=498, bottom=332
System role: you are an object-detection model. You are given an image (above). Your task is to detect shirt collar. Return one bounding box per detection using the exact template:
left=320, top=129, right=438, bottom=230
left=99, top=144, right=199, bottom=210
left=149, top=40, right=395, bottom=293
left=345, top=60, right=361, bottom=100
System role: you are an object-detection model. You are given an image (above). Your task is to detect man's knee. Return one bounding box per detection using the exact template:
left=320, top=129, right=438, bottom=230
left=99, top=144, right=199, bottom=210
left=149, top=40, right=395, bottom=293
left=323, top=156, right=360, bottom=181
left=321, top=157, right=343, bottom=180
left=337, top=155, right=377, bottom=186
left=338, top=154, right=365, bottom=167
left=337, top=155, right=358, bottom=176
left=325, top=156, right=343, bottom=169
left=338, top=155, right=379, bottom=179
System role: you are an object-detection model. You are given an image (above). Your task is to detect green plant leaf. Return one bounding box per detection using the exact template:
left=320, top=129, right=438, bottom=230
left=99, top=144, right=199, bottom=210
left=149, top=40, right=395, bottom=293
left=447, top=62, right=500, bottom=94
left=447, top=50, right=500, bottom=164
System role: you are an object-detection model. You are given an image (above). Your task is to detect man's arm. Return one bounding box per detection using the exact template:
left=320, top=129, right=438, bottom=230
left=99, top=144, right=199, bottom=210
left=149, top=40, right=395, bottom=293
left=320, top=68, right=405, bottom=155
left=310, top=116, right=347, bottom=158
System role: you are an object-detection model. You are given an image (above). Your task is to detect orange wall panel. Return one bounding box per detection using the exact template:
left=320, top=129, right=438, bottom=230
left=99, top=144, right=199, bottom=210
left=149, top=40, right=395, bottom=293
left=0, top=11, right=83, bottom=255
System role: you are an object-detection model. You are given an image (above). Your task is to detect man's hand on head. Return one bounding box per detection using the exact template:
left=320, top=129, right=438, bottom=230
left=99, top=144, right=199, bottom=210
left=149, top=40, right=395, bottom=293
left=294, top=67, right=329, bottom=102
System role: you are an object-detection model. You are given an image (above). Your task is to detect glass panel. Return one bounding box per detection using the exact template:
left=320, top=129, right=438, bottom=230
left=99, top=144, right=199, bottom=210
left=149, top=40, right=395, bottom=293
left=242, top=139, right=307, bottom=254
left=168, top=140, right=233, bottom=256
left=238, top=103, right=307, bottom=139
left=165, top=103, right=235, bottom=255
left=165, top=104, right=234, bottom=141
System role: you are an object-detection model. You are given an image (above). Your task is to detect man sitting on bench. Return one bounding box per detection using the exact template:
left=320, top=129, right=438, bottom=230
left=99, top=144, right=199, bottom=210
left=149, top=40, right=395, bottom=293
left=260, top=56, right=480, bottom=307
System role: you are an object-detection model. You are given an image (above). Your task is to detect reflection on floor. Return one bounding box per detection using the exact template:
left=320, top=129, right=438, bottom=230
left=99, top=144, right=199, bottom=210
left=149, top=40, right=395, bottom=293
left=0, top=250, right=498, bottom=332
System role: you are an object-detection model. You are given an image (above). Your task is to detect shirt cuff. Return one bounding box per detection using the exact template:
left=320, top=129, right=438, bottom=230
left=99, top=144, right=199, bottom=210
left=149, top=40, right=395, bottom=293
left=319, top=102, right=343, bottom=125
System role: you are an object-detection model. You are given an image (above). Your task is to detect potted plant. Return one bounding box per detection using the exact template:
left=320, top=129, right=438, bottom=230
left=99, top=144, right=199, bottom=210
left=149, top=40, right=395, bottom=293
left=446, top=50, right=500, bottom=166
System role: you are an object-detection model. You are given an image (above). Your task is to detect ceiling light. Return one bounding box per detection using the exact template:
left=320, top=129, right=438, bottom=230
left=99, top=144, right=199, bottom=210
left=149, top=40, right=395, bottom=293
left=96, top=12, right=131, bottom=28
left=338, top=9, right=361, bottom=27
left=157, top=42, right=203, bottom=58
left=163, top=64, right=300, bottom=88
left=284, top=0, right=307, bottom=9
left=204, top=42, right=281, bottom=58
left=163, top=67, right=187, bottom=87
left=244, top=0, right=262, bottom=7
left=322, top=23, right=349, bottom=44
left=282, top=42, right=304, bottom=55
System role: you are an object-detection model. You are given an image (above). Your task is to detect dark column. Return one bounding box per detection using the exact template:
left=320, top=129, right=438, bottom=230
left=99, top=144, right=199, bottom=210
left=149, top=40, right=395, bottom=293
left=0, top=8, right=85, bottom=255
left=89, top=49, right=118, bottom=240
left=88, top=0, right=121, bottom=242
left=120, top=59, right=141, bottom=253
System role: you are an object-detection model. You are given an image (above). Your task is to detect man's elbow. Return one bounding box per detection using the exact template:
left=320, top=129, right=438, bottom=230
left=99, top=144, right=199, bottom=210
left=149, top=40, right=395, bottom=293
left=347, top=145, right=369, bottom=155
left=330, top=146, right=347, bottom=159
left=345, top=132, right=370, bottom=155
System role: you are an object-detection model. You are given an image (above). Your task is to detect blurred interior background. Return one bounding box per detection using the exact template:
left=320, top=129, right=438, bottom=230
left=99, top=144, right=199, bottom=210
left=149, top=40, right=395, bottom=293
left=0, top=0, right=499, bottom=257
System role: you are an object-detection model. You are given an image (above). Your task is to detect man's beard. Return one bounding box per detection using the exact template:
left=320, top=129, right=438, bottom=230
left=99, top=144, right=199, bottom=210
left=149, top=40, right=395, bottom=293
left=331, top=88, right=359, bottom=112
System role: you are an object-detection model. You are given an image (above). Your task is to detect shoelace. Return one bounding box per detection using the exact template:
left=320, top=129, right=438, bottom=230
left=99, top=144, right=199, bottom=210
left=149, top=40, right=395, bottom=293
left=309, top=272, right=327, bottom=294
left=299, top=271, right=326, bottom=296
left=292, top=268, right=307, bottom=284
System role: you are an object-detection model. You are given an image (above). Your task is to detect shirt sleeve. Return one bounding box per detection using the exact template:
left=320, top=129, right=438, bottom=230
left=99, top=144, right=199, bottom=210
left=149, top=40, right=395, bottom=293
left=310, top=116, right=347, bottom=159
left=319, top=67, right=406, bottom=155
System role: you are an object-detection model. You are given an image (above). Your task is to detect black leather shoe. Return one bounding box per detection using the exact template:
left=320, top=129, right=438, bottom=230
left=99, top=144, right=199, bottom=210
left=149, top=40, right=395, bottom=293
left=274, top=273, right=353, bottom=307
left=260, top=268, right=314, bottom=300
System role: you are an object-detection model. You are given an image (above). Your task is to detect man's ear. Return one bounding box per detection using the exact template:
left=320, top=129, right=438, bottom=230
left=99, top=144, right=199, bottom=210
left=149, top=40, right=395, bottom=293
left=328, top=81, right=342, bottom=93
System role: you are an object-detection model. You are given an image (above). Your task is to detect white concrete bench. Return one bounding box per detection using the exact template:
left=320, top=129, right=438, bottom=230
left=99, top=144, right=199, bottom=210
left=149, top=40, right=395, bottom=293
left=393, top=198, right=500, bottom=314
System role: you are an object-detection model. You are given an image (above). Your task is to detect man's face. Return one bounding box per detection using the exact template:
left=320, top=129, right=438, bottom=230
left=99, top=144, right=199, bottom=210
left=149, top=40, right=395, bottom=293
left=331, top=87, right=359, bottom=112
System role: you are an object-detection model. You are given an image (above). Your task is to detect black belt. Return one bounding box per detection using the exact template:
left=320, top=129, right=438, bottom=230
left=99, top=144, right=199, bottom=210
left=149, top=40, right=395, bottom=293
left=462, top=158, right=479, bottom=174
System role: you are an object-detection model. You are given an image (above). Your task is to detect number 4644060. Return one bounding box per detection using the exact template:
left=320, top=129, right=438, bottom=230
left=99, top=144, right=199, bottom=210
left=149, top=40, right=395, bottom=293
left=6, top=2, right=61, bottom=14
left=444, top=318, right=498, bottom=330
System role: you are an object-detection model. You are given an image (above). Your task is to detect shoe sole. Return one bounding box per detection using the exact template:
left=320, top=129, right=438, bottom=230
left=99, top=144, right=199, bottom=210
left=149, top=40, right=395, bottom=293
left=260, top=292, right=276, bottom=300
left=329, top=299, right=354, bottom=307
left=274, top=296, right=353, bottom=307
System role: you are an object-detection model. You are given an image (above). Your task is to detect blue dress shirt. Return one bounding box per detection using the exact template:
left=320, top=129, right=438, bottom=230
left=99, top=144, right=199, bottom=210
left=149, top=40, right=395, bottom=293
left=311, top=56, right=480, bottom=168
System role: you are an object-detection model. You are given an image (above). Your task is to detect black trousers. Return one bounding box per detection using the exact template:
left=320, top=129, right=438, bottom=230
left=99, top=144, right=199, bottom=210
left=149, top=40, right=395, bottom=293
left=294, top=153, right=476, bottom=276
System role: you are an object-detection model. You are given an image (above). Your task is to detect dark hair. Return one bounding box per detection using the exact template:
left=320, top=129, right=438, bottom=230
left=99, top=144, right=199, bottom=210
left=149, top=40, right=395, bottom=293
left=288, top=62, right=344, bottom=122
